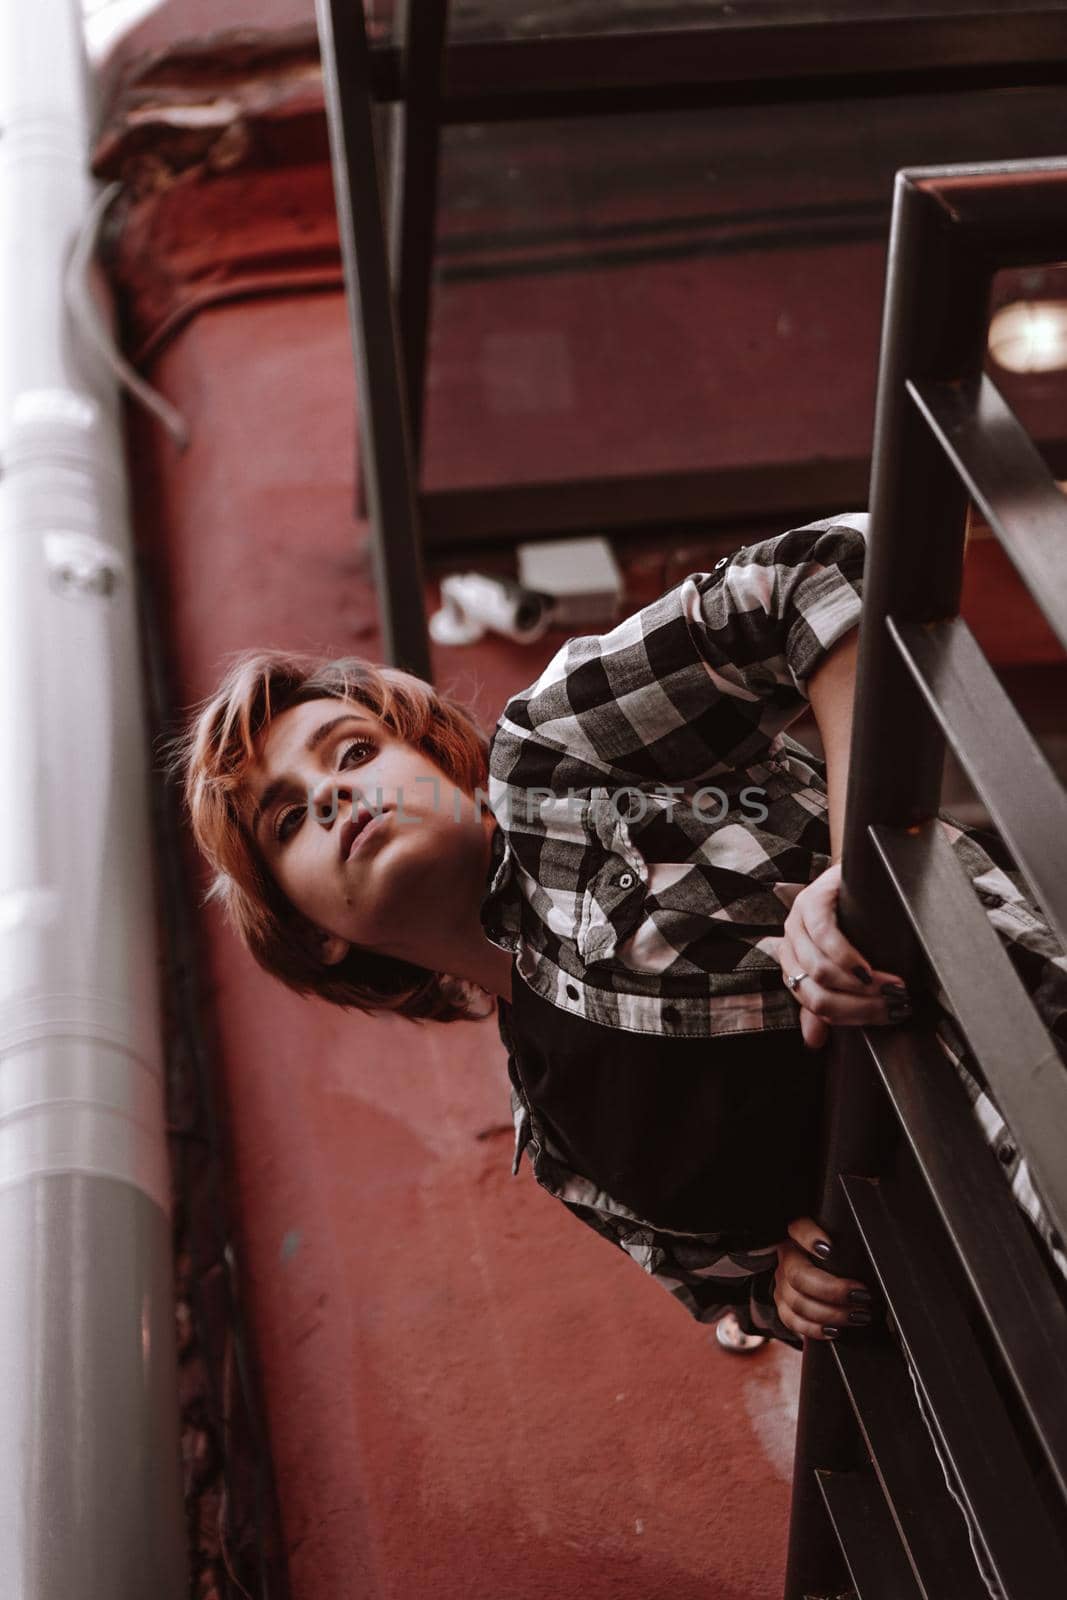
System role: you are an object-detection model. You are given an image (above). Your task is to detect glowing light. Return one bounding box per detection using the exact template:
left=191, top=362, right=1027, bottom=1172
left=988, top=301, right=1067, bottom=374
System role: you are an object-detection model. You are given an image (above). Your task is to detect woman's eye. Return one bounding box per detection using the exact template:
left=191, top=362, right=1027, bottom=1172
left=340, top=739, right=374, bottom=767
left=276, top=805, right=304, bottom=842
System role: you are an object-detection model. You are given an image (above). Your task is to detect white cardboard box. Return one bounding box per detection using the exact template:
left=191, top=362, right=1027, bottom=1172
left=517, top=535, right=624, bottom=627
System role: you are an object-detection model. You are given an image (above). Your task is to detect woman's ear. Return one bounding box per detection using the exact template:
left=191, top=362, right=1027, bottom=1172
left=318, top=930, right=350, bottom=967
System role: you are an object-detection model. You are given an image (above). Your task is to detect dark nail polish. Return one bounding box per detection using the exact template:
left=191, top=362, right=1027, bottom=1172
left=887, top=999, right=913, bottom=1023
left=847, top=1289, right=873, bottom=1305
left=880, top=983, right=908, bottom=998
left=812, top=1240, right=832, bottom=1259
left=848, top=1309, right=873, bottom=1325
left=852, top=966, right=873, bottom=985
left=822, top=1326, right=840, bottom=1338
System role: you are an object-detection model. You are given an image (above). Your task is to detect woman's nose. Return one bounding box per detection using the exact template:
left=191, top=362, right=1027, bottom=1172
left=309, top=773, right=355, bottom=824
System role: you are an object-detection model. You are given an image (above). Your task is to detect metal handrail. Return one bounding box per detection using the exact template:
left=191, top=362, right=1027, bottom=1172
left=365, top=10, right=1067, bottom=121
left=785, top=156, right=1067, bottom=1600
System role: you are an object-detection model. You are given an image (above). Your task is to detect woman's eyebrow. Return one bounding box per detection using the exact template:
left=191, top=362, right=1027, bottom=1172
left=252, top=713, right=377, bottom=837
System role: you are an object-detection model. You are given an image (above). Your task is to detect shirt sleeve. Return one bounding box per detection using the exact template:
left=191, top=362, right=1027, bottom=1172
left=662, top=1243, right=805, bottom=1352
left=559, top=1199, right=806, bottom=1350
left=490, top=513, right=868, bottom=791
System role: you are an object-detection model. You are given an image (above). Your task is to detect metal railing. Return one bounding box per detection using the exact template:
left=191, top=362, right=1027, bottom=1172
left=785, top=156, right=1067, bottom=1600
left=316, top=11, right=1067, bottom=1582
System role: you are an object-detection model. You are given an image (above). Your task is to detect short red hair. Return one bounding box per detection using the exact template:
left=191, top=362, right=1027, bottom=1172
left=162, top=649, right=494, bottom=1023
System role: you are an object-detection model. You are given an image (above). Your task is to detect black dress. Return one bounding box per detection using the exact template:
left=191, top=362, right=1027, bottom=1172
left=505, top=968, right=828, bottom=1247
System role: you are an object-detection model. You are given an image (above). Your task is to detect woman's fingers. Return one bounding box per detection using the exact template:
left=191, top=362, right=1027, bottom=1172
left=792, top=978, right=912, bottom=1028
left=797, top=901, right=887, bottom=987
left=775, top=935, right=831, bottom=1048
left=775, top=936, right=828, bottom=1048
left=778, top=929, right=913, bottom=1031
left=787, top=912, right=885, bottom=997
left=774, top=1220, right=879, bottom=1342
left=790, top=861, right=907, bottom=992
left=775, top=1247, right=865, bottom=1340
left=792, top=902, right=909, bottom=997
left=799, top=1005, right=829, bottom=1052
left=774, top=929, right=913, bottom=1045
left=781, top=1284, right=876, bottom=1340
left=786, top=1216, right=832, bottom=1256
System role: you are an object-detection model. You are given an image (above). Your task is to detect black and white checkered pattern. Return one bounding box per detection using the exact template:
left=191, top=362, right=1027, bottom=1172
left=481, top=513, right=1067, bottom=1344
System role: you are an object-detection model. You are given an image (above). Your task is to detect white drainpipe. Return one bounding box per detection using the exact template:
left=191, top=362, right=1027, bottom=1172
left=0, top=3, right=186, bottom=1593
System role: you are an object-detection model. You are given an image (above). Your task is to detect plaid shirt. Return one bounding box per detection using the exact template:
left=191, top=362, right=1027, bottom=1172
left=480, top=513, right=1067, bottom=1345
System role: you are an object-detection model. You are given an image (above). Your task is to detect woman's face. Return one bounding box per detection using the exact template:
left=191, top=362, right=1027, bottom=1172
left=246, top=696, right=489, bottom=965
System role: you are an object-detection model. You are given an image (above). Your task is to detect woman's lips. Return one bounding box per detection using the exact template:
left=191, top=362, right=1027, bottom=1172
left=345, top=810, right=389, bottom=859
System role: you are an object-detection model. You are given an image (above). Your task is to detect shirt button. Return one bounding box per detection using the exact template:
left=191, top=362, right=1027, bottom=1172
left=618, top=872, right=635, bottom=889
left=566, top=983, right=580, bottom=1001
left=997, top=1143, right=1016, bottom=1165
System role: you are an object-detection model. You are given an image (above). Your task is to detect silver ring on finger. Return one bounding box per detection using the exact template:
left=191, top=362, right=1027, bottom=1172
left=785, top=970, right=809, bottom=993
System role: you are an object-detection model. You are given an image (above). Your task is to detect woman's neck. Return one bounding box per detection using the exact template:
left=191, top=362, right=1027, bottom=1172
left=378, top=816, right=514, bottom=1003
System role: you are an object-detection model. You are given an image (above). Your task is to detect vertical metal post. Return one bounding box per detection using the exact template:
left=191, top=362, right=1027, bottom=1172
left=782, top=1033, right=899, bottom=1600
left=837, top=171, right=991, bottom=952
left=316, top=0, right=433, bottom=680
left=783, top=170, right=993, bottom=1599
left=387, top=0, right=449, bottom=462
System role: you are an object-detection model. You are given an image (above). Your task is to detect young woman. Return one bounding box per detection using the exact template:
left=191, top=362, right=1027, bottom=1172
left=169, top=512, right=1065, bottom=1354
